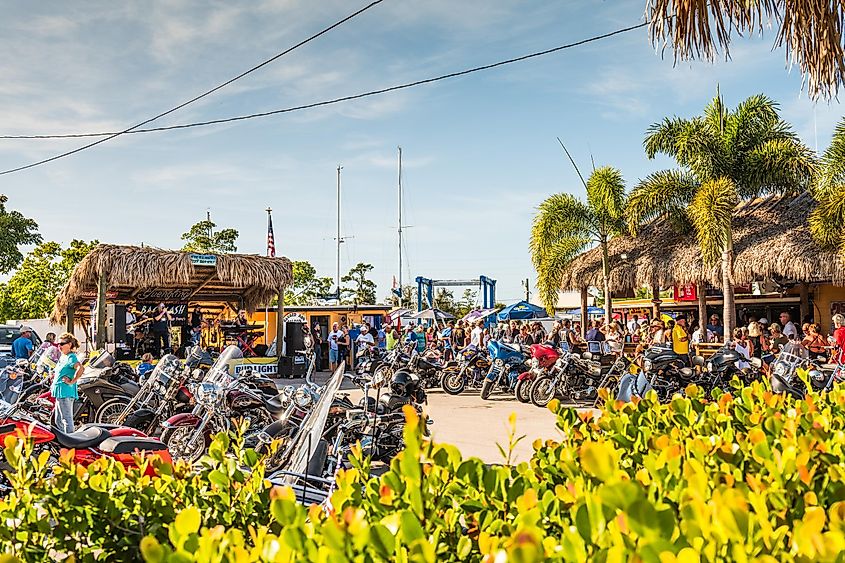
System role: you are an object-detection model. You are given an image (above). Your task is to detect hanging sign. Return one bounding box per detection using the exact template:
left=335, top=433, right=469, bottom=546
left=673, top=284, right=698, bottom=302
left=283, top=312, right=307, bottom=323
left=190, top=254, right=217, bottom=267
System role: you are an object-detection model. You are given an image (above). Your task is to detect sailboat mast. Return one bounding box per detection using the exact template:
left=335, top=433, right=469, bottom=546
left=398, top=147, right=403, bottom=308
left=336, top=165, right=342, bottom=302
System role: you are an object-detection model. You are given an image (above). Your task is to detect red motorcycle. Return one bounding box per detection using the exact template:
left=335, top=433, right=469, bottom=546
left=515, top=344, right=561, bottom=403
left=0, top=410, right=171, bottom=478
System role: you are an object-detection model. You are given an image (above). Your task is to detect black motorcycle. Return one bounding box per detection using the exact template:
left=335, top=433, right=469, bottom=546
left=393, top=350, right=450, bottom=390
left=691, top=346, right=762, bottom=392
left=441, top=345, right=490, bottom=395
left=76, top=351, right=141, bottom=425
left=616, top=345, right=692, bottom=403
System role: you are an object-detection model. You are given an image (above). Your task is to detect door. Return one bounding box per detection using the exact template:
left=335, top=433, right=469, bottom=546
left=311, top=315, right=331, bottom=368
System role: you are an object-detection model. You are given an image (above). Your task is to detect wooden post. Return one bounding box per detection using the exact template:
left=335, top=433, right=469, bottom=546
left=66, top=304, right=75, bottom=334
left=651, top=285, right=661, bottom=320
left=800, top=282, right=810, bottom=323
left=276, top=288, right=285, bottom=361
left=580, top=287, right=588, bottom=339
left=95, top=270, right=107, bottom=349
left=697, top=282, right=708, bottom=342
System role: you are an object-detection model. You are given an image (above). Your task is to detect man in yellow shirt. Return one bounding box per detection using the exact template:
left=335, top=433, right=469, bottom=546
left=672, top=316, right=690, bottom=364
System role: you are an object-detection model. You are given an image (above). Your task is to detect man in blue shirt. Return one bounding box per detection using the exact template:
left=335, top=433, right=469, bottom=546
left=12, top=328, right=34, bottom=359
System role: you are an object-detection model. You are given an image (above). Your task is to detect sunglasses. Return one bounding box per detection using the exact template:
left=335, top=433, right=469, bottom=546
left=59, top=341, right=71, bottom=346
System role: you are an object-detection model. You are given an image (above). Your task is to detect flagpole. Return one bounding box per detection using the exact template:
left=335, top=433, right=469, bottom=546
left=265, top=207, right=272, bottom=352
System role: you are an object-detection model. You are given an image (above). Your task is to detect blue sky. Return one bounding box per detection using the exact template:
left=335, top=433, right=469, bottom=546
left=0, top=1, right=841, bottom=304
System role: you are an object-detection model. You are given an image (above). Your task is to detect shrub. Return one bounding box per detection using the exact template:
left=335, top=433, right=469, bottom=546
left=2, top=381, right=845, bottom=561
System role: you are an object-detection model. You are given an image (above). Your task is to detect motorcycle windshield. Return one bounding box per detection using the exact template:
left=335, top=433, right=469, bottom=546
left=149, top=354, right=180, bottom=383
left=205, top=345, right=243, bottom=384
left=781, top=341, right=809, bottom=359
left=277, top=365, right=344, bottom=483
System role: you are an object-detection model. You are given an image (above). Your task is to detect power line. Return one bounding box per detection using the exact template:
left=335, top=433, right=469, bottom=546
left=3, top=20, right=648, bottom=143
left=0, top=0, right=387, bottom=176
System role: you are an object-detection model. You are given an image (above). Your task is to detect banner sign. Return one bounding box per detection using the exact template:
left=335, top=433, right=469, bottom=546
left=135, top=288, right=193, bottom=302
left=190, top=254, right=217, bottom=267
left=231, top=357, right=279, bottom=377
left=135, top=302, right=188, bottom=325
left=673, top=284, right=698, bottom=302
left=284, top=312, right=306, bottom=323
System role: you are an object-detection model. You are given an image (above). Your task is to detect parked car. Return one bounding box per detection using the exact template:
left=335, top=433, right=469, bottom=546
left=0, top=324, right=42, bottom=369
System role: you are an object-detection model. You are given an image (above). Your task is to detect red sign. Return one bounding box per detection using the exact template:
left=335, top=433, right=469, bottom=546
left=673, top=284, right=697, bottom=302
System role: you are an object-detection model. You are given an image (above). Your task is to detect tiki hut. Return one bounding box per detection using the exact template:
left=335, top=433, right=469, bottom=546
left=560, top=193, right=845, bottom=329
left=50, top=244, right=293, bottom=353
left=561, top=193, right=845, bottom=292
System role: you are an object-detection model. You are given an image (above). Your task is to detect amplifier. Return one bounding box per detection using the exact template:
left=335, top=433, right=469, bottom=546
left=277, top=354, right=308, bottom=379
left=107, top=304, right=127, bottom=343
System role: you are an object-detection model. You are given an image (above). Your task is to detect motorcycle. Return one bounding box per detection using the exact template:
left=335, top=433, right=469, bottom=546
left=770, top=341, right=835, bottom=398
left=74, top=350, right=141, bottom=425
left=160, top=345, right=286, bottom=463
left=0, top=399, right=170, bottom=481
left=616, top=345, right=692, bottom=403
left=691, top=346, right=763, bottom=392
left=114, top=354, right=195, bottom=435
left=515, top=344, right=560, bottom=403
left=480, top=340, right=529, bottom=400
left=441, top=345, right=491, bottom=395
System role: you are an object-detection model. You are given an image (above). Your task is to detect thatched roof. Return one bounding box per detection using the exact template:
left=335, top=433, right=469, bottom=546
left=50, top=244, right=293, bottom=324
left=560, top=193, right=845, bottom=291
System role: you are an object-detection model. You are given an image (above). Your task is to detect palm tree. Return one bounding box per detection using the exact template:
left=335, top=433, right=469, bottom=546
left=530, top=166, right=626, bottom=322
left=646, top=0, right=845, bottom=99
left=627, top=93, right=815, bottom=337
left=809, top=118, right=845, bottom=252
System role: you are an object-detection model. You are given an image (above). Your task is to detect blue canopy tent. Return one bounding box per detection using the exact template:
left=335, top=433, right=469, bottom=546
left=496, top=301, right=547, bottom=321
left=565, top=306, right=605, bottom=318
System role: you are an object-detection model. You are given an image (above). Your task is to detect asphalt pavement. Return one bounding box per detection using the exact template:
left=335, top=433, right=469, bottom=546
left=275, top=370, right=563, bottom=464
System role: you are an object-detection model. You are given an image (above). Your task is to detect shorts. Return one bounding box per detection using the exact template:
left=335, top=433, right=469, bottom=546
left=329, top=348, right=339, bottom=363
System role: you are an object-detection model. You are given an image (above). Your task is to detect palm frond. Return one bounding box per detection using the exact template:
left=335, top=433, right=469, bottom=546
left=626, top=169, right=699, bottom=235
left=646, top=0, right=845, bottom=99
left=743, top=138, right=816, bottom=197
left=644, top=117, right=689, bottom=159
left=687, top=177, right=738, bottom=265
left=535, top=237, right=592, bottom=313
left=586, top=166, right=627, bottom=237
left=529, top=194, right=593, bottom=281
left=815, top=117, right=845, bottom=197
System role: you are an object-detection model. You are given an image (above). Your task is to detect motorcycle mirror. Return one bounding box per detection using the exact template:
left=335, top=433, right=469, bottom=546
left=581, top=352, right=593, bottom=361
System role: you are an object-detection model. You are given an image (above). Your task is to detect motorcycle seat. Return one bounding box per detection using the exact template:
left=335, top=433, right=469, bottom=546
left=264, top=396, right=287, bottom=415
left=817, top=363, right=838, bottom=371
left=52, top=425, right=111, bottom=449
left=98, top=436, right=167, bottom=454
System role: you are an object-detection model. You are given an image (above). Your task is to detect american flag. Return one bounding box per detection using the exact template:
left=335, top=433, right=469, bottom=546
left=267, top=212, right=276, bottom=257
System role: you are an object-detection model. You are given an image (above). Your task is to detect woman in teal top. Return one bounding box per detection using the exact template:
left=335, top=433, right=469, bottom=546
left=52, top=333, right=83, bottom=433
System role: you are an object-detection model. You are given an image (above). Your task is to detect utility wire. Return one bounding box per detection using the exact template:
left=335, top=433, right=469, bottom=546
left=0, top=19, right=647, bottom=175
left=0, top=0, right=387, bottom=176
left=3, top=20, right=647, bottom=142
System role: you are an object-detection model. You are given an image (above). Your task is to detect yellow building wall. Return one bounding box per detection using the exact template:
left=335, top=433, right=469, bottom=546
left=812, top=284, right=845, bottom=335
left=251, top=308, right=391, bottom=345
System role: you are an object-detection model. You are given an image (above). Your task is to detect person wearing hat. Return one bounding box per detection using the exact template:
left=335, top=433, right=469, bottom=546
left=355, top=324, right=375, bottom=355
left=672, top=317, right=690, bottom=364
left=12, top=327, right=34, bottom=359
left=327, top=321, right=344, bottom=372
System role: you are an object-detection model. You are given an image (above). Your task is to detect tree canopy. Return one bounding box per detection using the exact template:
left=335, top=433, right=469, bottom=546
left=284, top=261, right=334, bottom=306
left=180, top=220, right=238, bottom=254
left=0, top=239, right=98, bottom=321
left=341, top=262, right=378, bottom=305
left=0, top=195, right=41, bottom=275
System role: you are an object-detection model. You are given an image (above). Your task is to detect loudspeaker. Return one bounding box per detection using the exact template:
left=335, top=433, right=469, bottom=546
left=107, top=304, right=127, bottom=343
left=284, top=321, right=305, bottom=355
left=277, top=354, right=308, bottom=378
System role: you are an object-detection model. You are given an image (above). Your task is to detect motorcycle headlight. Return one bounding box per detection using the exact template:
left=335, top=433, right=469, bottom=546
left=494, top=359, right=504, bottom=367
left=809, top=369, right=823, bottom=382
left=773, top=363, right=787, bottom=377
left=197, top=382, right=221, bottom=405
left=294, top=387, right=312, bottom=408
left=643, top=359, right=653, bottom=371
left=531, top=358, right=540, bottom=369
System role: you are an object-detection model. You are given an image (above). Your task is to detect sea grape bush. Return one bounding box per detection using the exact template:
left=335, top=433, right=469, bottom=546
left=1, top=381, right=845, bottom=561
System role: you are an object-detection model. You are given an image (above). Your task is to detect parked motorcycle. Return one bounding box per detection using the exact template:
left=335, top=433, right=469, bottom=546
left=113, top=354, right=195, bottom=434
left=160, top=345, right=286, bottom=463
left=441, top=345, right=491, bottom=395
left=480, top=340, right=529, bottom=400
left=691, top=346, right=763, bottom=392
left=616, top=345, right=692, bottom=403
left=515, top=344, right=560, bottom=403
left=770, top=341, right=835, bottom=398
left=73, top=351, right=141, bottom=425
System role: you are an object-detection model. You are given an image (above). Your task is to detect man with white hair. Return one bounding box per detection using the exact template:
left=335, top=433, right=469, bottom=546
left=355, top=324, right=375, bottom=352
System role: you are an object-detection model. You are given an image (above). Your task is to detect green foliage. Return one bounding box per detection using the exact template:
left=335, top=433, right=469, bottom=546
left=7, top=383, right=845, bottom=560
left=0, top=239, right=97, bottom=321
left=341, top=262, right=377, bottom=305
left=284, top=260, right=333, bottom=306
left=180, top=220, right=238, bottom=254
left=810, top=117, right=845, bottom=252
left=530, top=165, right=626, bottom=314
left=0, top=194, right=41, bottom=275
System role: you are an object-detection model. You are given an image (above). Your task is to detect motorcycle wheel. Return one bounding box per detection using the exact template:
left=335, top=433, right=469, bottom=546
left=161, top=426, right=206, bottom=463
left=95, top=397, right=131, bottom=424
left=263, top=424, right=296, bottom=472
left=375, top=421, right=407, bottom=462
left=530, top=375, right=557, bottom=408
left=441, top=369, right=465, bottom=395
left=514, top=379, right=532, bottom=403
left=480, top=379, right=494, bottom=400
